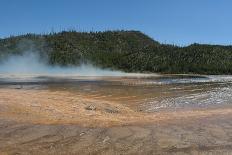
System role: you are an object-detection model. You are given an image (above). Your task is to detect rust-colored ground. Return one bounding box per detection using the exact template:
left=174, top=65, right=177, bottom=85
left=1, top=88, right=232, bottom=128
left=1, top=75, right=232, bottom=154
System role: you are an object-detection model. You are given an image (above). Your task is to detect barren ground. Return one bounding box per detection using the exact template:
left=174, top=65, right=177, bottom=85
left=0, top=76, right=232, bottom=154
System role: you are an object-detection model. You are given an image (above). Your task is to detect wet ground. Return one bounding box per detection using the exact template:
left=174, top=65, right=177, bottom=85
left=0, top=74, right=232, bottom=154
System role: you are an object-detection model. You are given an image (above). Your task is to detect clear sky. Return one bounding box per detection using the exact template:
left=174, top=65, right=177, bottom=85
left=1, top=0, right=232, bottom=45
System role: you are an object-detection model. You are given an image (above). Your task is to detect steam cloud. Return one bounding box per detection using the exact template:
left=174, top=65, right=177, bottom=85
left=0, top=51, right=125, bottom=76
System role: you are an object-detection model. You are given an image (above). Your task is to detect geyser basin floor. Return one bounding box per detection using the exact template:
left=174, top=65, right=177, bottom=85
left=0, top=88, right=232, bottom=127
left=0, top=75, right=232, bottom=154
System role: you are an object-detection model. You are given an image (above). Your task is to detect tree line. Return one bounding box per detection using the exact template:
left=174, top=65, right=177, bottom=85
left=0, top=30, right=232, bottom=74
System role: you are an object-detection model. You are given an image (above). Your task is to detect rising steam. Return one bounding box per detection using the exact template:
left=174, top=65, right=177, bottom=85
left=0, top=51, right=125, bottom=76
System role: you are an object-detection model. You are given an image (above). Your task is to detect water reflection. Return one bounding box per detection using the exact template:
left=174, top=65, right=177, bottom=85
left=1, top=74, right=232, bottom=112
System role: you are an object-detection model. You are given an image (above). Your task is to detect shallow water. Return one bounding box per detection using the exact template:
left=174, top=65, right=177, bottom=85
left=1, top=74, right=232, bottom=112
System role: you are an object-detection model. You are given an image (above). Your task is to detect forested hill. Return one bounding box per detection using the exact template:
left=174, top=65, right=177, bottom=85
left=0, top=30, right=232, bottom=74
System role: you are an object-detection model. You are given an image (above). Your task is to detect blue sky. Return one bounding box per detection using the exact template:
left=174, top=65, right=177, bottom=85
left=0, top=0, right=232, bottom=45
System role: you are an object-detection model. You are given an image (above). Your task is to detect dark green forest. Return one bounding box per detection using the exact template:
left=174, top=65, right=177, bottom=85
left=0, top=30, right=232, bottom=74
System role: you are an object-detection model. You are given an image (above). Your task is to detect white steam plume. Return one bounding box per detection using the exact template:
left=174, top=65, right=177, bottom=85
left=0, top=51, right=126, bottom=76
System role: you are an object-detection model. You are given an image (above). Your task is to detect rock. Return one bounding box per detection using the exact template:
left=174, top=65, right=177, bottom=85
left=80, top=132, right=85, bottom=136
left=103, top=136, right=110, bottom=143
left=85, top=105, right=96, bottom=111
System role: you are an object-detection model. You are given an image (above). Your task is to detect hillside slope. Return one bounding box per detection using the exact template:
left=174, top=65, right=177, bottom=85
left=0, top=30, right=232, bottom=74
